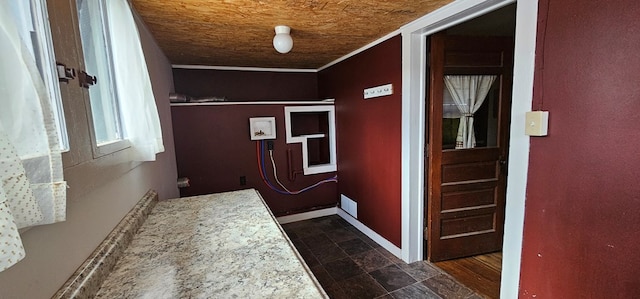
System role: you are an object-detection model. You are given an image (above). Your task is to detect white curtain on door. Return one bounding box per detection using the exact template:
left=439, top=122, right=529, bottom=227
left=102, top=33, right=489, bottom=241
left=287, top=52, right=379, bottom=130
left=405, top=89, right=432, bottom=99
left=0, top=4, right=67, bottom=271
left=444, top=75, right=497, bottom=149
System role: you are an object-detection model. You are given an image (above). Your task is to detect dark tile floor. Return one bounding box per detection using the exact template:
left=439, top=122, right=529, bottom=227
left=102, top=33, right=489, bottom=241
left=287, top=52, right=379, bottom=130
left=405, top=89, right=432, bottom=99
left=282, top=215, right=483, bottom=299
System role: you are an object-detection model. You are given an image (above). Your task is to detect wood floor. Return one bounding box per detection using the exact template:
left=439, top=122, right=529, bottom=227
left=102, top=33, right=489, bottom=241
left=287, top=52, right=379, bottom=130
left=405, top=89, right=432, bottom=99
left=434, top=252, right=502, bottom=299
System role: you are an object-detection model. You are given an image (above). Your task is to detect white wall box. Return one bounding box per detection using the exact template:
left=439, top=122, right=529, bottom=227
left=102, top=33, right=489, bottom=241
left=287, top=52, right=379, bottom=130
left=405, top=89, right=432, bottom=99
left=249, top=117, right=277, bottom=140
left=284, top=105, right=337, bottom=175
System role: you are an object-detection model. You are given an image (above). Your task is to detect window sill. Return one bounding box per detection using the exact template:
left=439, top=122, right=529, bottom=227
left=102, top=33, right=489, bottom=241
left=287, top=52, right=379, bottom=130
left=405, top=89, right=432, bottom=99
left=93, top=139, right=131, bottom=159
left=64, top=145, right=143, bottom=203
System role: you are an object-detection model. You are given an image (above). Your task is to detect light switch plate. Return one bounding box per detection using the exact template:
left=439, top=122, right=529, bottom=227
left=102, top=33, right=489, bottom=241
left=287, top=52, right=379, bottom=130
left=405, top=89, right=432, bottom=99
left=364, top=83, right=393, bottom=99
left=525, top=111, right=549, bottom=136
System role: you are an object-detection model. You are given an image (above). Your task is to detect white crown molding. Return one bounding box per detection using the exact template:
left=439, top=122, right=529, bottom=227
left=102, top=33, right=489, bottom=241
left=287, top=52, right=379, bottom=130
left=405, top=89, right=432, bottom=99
left=317, top=29, right=402, bottom=72
left=170, top=100, right=334, bottom=107
left=171, top=64, right=317, bottom=73
left=172, top=28, right=402, bottom=73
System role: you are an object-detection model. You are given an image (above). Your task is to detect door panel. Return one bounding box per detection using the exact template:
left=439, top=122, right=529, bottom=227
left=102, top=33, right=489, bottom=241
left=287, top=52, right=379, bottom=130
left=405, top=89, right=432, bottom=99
left=427, top=34, right=513, bottom=262
left=442, top=161, right=497, bottom=182
left=441, top=183, right=496, bottom=211
left=441, top=213, right=495, bottom=237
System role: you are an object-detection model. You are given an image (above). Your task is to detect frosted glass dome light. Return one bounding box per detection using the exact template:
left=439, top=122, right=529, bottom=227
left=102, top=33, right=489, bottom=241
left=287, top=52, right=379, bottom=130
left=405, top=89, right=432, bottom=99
left=273, top=25, right=293, bottom=54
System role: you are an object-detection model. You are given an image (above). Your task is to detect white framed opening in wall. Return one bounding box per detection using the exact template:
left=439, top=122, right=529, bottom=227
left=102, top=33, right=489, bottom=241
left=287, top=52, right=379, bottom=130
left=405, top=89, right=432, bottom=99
left=284, top=105, right=337, bottom=175
left=400, top=0, right=537, bottom=298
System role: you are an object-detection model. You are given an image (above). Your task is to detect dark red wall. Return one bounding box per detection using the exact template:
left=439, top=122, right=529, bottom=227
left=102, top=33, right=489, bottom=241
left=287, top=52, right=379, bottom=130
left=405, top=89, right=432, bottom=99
left=171, top=69, right=336, bottom=216
left=173, top=68, right=318, bottom=100
left=520, top=1, right=640, bottom=297
left=171, top=104, right=338, bottom=216
left=318, top=36, right=402, bottom=247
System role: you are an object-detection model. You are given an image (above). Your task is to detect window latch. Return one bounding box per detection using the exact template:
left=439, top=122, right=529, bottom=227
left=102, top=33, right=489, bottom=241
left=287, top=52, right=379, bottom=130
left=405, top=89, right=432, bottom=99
left=78, top=70, right=97, bottom=88
left=56, top=62, right=76, bottom=83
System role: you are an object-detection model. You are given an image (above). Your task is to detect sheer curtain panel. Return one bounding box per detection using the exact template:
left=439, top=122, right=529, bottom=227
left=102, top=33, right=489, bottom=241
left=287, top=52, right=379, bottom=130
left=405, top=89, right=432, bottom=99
left=444, top=75, right=497, bottom=149
left=0, top=4, right=67, bottom=271
left=107, top=0, right=164, bottom=161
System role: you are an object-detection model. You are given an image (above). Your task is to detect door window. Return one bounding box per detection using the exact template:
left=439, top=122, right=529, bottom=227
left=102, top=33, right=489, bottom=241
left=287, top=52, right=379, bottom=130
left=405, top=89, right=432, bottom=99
left=442, top=76, right=499, bottom=150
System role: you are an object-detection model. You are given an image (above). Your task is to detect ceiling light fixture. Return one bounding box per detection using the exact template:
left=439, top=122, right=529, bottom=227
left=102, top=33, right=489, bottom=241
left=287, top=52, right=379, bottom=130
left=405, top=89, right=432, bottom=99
left=273, top=25, right=293, bottom=54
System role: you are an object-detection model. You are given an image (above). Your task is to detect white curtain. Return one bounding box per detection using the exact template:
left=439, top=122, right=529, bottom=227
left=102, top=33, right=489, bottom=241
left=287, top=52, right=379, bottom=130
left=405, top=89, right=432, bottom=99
left=444, top=75, right=497, bottom=149
left=107, top=0, right=164, bottom=161
left=0, top=5, right=66, bottom=271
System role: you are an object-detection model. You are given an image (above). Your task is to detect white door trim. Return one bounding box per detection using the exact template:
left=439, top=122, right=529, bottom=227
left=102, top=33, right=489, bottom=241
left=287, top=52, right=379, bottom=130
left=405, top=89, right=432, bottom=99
left=399, top=0, right=539, bottom=298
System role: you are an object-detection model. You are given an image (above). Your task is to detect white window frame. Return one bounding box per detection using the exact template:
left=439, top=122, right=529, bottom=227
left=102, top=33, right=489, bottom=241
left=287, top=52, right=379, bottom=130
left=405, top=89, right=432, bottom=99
left=76, top=0, right=130, bottom=158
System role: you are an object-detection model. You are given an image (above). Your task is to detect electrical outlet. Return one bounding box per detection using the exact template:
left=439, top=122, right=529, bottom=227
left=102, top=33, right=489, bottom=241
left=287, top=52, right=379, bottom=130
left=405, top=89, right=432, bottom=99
left=363, top=83, right=393, bottom=99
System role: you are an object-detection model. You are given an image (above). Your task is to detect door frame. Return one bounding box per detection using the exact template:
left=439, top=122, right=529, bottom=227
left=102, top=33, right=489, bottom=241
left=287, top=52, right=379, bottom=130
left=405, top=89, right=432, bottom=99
left=399, top=0, right=539, bottom=298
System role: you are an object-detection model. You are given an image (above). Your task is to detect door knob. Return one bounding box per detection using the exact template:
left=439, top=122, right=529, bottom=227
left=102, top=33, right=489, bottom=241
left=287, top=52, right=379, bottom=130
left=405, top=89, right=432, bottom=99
left=499, top=159, right=507, bottom=175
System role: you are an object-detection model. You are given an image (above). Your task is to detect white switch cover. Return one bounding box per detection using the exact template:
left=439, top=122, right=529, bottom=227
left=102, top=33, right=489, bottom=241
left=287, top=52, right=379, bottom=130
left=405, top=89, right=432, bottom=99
left=525, top=111, right=549, bottom=136
left=364, top=84, right=393, bottom=99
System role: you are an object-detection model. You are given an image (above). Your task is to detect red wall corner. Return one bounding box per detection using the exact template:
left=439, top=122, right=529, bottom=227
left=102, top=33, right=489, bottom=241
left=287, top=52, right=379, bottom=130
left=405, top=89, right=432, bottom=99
left=318, top=35, right=403, bottom=247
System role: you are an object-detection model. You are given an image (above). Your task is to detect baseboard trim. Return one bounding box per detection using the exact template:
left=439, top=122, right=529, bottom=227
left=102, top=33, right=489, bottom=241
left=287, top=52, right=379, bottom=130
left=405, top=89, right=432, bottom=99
left=336, top=209, right=403, bottom=259
left=276, top=207, right=338, bottom=224
left=276, top=207, right=402, bottom=259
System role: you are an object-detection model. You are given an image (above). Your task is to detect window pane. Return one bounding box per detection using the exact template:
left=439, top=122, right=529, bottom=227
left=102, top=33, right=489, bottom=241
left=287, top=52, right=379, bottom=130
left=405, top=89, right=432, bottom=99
left=442, top=77, right=499, bottom=149
left=77, top=0, right=122, bottom=145
left=477, top=83, right=499, bottom=148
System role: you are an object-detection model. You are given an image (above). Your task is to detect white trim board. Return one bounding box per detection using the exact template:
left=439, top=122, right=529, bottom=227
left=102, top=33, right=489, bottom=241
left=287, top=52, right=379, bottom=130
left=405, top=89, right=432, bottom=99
left=171, top=4, right=519, bottom=75
left=400, top=1, right=537, bottom=298
left=173, top=30, right=403, bottom=73
left=317, top=29, right=401, bottom=72
left=500, top=1, right=538, bottom=297
left=277, top=207, right=338, bottom=224
left=400, top=0, right=519, bottom=264
left=172, top=64, right=317, bottom=73
left=336, top=209, right=402, bottom=258
left=170, top=100, right=334, bottom=107
left=275, top=207, right=402, bottom=259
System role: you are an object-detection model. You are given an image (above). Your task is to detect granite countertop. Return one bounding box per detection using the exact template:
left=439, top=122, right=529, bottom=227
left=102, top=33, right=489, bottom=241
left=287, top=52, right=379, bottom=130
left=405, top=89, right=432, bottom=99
left=94, top=189, right=327, bottom=298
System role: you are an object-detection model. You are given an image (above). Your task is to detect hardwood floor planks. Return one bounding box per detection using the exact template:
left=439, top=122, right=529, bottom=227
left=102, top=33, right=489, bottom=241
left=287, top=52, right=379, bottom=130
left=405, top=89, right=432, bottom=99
left=434, top=252, right=502, bottom=299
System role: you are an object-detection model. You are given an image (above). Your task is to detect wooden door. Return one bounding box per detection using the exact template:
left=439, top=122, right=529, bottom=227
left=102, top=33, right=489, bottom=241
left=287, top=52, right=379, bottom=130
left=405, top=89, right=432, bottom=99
left=426, top=34, right=513, bottom=262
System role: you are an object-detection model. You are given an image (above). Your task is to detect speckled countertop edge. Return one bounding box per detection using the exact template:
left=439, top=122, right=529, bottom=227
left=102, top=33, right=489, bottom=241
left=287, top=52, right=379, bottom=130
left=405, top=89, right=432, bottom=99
left=93, top=189, right=328, bottom=298
left=252, top=189, right=328, bottom=297
left=52, top=189, right=158, bottom=299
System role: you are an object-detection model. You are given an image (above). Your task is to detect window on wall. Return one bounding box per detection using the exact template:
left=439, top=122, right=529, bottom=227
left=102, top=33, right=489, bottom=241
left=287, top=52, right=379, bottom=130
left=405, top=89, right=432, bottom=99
left=10, top=0, right=69, bottom=151
left=73, top=0, right=164, bottom=161
left=76, top=0, right=124, bottom=150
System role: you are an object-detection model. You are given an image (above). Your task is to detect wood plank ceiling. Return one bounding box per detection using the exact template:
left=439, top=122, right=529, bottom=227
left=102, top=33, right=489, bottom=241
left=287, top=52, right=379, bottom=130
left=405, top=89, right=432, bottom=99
left=131, top=0, right=453, bottom=69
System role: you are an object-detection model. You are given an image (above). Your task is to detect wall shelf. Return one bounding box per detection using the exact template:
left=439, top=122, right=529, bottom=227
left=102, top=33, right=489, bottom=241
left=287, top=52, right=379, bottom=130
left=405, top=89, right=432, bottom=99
left=284, top=105, right=337, bottom=175
left=170, top=100, right=334, bottom=107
